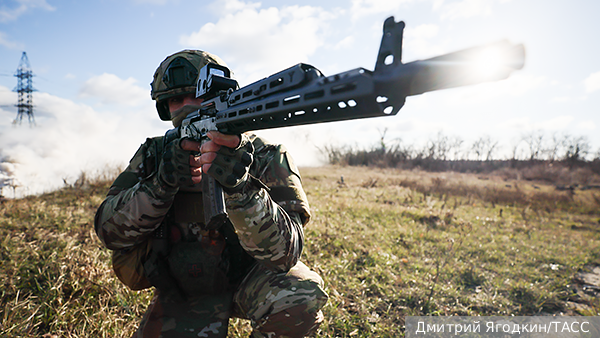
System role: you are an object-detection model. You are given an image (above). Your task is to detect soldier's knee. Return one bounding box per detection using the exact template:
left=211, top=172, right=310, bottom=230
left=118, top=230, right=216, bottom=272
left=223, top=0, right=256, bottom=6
left=283, top=269, right=328, bottom=316
left=240, top=261, right=328, bottom=337
left=254, top=277, right=328, bottom=337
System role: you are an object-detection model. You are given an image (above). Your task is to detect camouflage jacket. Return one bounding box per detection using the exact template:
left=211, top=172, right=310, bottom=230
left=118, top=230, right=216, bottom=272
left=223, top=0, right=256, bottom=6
left=94, top=134, right=311, bottom=293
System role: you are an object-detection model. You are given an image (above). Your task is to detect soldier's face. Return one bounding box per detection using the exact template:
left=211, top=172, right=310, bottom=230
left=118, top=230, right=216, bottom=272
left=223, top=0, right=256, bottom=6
left=167, top=93, right=204, bottom=117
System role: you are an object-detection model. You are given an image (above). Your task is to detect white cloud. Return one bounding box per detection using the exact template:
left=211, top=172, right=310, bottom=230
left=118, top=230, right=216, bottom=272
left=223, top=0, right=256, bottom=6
left=0, top=31, right=23, bottom=49
left=584, top=71, right=600, bottom=93
left=432, top=0, right=445, bottom=10
left=499, top=117, right=531, bottom=130
left=577, top=120, right=596, bottom=131
left=207, top=0, right=261, bottom=16
left=0, top=0, right=55, bottom=23
left=403, top=24, right=444, bottom=59
left=332, top=36, right=355, bottom=50
left=350, top=0, right=415, bottom=21
left=550, top=96, right=571, bottom=103
left=79, top=73, right=148, bottom=106
left=436, top=0, right=495, bottom=20
left=408, top=24, right=440, bottom=40
left=537, top=115, right=574, bottom=131
left=179, top=0, right=336, bottom=84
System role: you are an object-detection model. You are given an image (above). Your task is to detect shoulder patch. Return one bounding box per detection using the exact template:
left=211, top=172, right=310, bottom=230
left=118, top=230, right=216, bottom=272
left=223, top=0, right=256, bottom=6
left=282, top=145, right=302, bottom=180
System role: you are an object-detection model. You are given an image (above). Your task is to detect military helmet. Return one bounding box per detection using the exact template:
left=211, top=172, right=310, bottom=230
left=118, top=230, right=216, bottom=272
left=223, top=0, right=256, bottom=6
left=151, top=50, right=229, bottom=121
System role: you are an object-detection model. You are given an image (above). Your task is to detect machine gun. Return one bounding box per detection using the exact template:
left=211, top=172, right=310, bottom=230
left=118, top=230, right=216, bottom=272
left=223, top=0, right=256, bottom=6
left=166, top=16, right=525, bottom=229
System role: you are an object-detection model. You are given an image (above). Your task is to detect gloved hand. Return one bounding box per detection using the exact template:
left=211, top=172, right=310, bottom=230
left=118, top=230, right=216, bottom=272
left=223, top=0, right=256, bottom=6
left=158, top=138, right=195, bottom=188
left=201, top=132, right=254, bottom=193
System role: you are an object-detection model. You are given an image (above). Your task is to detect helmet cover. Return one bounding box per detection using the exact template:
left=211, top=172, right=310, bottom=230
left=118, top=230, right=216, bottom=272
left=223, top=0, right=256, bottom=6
left=151, top=50, right=229, bottom=121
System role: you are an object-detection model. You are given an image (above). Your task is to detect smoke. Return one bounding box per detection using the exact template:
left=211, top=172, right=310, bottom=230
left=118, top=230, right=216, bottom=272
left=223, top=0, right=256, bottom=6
left=0, top=85, right=167, bottom=198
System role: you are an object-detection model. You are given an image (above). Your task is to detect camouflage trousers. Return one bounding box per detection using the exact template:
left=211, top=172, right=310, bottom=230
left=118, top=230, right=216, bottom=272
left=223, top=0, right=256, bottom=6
left=133, top=261, right=328, bottom=338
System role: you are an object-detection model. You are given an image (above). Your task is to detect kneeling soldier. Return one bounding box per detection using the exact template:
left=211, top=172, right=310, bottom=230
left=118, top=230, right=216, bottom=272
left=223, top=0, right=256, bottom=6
left=94, top=50, right=328, bottom=338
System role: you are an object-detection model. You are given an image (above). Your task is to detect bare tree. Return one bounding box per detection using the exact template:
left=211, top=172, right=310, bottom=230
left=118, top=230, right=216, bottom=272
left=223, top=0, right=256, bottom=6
left=563, top=135, right=591, bottom=162
left=377, top=127, right=388, bottom=153
left=485, top=138, right=499, bottom=161
left=521, top=131, right=545, bottom=161
left=544, top=132, right=563, bottom=161
left=471, top=138, right=484, bottom=161
left=434, top=131, right=451, bottom=161
left=449, top=136, right=464, bottom=160
left=471, top=135, right=498, bottom=161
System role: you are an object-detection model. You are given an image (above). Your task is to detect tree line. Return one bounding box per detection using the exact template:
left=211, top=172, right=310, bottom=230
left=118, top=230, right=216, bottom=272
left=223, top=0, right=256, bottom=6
left=320, top=129, right=600, bottom=176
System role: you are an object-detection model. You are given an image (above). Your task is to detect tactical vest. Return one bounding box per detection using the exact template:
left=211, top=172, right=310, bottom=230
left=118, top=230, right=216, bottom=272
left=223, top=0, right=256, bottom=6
left=110, top=134, right=311, bottom=300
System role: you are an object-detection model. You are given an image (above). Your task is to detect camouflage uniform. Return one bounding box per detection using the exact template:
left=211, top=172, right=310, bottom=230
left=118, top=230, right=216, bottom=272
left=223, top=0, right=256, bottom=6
left=94, top=134, right=327, bottom=338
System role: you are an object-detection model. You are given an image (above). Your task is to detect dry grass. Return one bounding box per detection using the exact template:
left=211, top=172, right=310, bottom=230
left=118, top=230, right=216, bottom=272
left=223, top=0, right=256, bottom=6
left=300, top=166, right=600, bottom=337
left=1, top=166, right=600, bottom=337
left=0, top=183, right=153, bottom=337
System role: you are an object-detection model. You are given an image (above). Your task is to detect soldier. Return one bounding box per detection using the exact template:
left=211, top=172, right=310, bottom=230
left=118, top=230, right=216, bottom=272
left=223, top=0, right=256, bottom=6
left=94, top=50, right=328, bottom=338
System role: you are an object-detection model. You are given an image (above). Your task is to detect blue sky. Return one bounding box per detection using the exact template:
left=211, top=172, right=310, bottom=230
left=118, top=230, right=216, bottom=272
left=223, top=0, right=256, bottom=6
left=0, top=0, right=599, bottom=196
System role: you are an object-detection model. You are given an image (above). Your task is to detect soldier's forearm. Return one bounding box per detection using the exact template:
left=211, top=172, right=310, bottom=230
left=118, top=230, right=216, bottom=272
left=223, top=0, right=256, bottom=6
left=226, top=188, right=304, bottom=272
left=94, top=178, right=177, bottom=250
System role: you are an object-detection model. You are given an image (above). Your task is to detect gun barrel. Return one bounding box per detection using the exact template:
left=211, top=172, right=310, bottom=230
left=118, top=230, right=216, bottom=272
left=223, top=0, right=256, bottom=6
left=385, top=40, right=525, bottom=96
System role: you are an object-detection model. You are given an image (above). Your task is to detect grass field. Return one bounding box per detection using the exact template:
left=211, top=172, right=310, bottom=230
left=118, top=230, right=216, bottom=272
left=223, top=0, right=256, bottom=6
left=1, top=165, right=600, bottom=337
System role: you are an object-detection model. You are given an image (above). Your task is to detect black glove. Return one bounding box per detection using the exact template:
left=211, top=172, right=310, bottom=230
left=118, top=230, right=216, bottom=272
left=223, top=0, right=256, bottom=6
left=158, top=139, right=194, bottom=188
left=206, top=134, right=254, bottom=193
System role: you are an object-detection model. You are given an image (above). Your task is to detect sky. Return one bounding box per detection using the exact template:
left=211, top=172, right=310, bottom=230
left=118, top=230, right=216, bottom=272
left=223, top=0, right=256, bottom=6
left=0, top=0, right=599, bottom=197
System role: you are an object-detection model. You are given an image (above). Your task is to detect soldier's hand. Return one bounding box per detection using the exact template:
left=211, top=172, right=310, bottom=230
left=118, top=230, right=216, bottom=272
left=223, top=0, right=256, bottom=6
left=159, top=139, right=203, bottom=188
left=198, top=131, right=254, bottom=193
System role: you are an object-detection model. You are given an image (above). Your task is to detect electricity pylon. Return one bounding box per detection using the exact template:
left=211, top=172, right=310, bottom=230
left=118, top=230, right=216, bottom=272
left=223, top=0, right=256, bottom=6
left=13, top=52, right=35, bottom=126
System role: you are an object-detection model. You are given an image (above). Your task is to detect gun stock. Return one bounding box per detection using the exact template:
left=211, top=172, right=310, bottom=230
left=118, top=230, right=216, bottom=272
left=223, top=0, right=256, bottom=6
left=173, top=16, right=525, bottom=229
